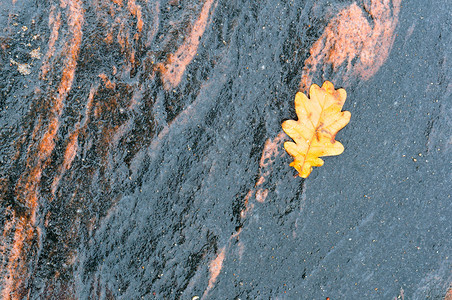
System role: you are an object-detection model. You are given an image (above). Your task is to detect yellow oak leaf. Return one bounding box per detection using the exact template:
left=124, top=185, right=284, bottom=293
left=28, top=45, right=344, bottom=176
left=282, top=81, right=351, bottom=178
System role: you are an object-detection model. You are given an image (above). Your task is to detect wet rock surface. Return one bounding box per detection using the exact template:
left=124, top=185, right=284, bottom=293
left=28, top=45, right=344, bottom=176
left=0, top=0, right=451, bottom=299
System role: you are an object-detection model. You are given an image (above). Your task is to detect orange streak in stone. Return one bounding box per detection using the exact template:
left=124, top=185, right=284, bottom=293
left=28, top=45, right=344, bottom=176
left=145, top=2, right=160, bottom=47
left=105, top=30, right=114, bottom=44
left=254, top=132, right=286, bottom=203
left=112, top=0, right=123, bottom=6
left=300, top=0, right=401, bottom=91
left=157, top=0, right=216, bottom=90
left=99, top=73, right=116, bottom=89
left=202, top=247, right=226, bottom=299
left=127, top=0, right=143, bottom=32
left=236, top=241, right=245, bottom=261
left=240, top=190, right=254, bottom=219
left=83, top=86, right=97, bottom=125
left=51, top=129, right=79, bottom=194
left=256, top=176, right=265, bottom=187
left=237, top=132, right=287, bottom=220
left=198, top=135, right=284, bottom=297
left=445, top=287, right=452, bottom=300
left=41, top=7, right=61, bottom=79
left=255, top=189, right=269, bottom=203
left=259, top=132, right=286, bottom=174
left=1, top=0, right=84, bottom=298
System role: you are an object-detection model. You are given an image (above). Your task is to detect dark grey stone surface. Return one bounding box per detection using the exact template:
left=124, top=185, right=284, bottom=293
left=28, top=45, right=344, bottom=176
left=0, top=0, right=450, bottom=299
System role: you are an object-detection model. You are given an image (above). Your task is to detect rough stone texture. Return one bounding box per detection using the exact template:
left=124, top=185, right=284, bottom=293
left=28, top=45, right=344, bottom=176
left=0, top=0, right=450, bottom=299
